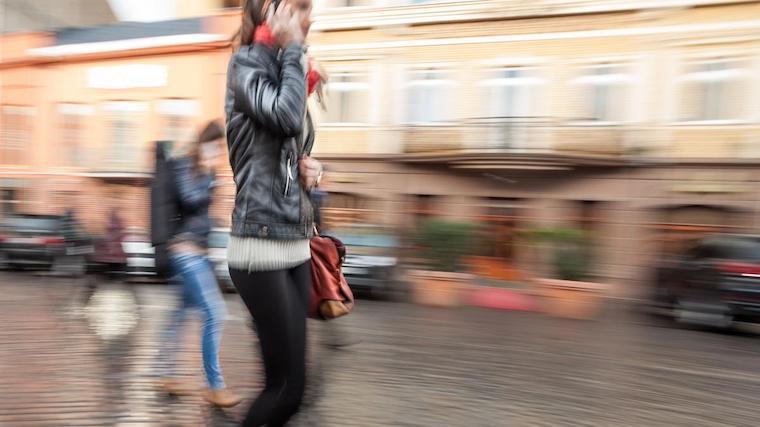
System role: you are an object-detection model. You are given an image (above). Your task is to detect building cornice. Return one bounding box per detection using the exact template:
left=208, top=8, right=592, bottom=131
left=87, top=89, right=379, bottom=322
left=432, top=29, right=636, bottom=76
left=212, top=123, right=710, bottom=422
left=0, top=38, right=230, bottom=70
left=311, top=0, right=759, bottom=32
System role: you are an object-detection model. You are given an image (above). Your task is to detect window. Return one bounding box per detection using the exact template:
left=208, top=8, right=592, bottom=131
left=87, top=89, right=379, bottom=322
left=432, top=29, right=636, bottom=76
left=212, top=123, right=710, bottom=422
left=406, top=69, right=456, bottom=124
left=484, top=67, right=543, bottom=119
left=0, top=106, right=34, bottom=165
left=61, top=114, right=83, bottom=167
left=157, top=99, right=199, bottom=143
left=482, top=67, right=546, bottom=148
left=571, top=64, right=632, bottom=123
left=322, top=192, right=369, bottom=228
left=324, top=72, right=370, bottom=125
left=322, top=0, right=374, bottom=7
left=678, top=58, right=749, bottom=123
left=110, top=118, right=137, bottom=169
left=102, top=102, right=146, bottom=172
left=59, top=104, right=93, bottom=167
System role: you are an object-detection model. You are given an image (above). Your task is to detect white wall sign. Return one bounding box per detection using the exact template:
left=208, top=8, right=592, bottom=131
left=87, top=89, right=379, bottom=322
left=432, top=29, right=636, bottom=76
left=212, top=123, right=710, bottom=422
left=87, top=64, right=168, bottom=89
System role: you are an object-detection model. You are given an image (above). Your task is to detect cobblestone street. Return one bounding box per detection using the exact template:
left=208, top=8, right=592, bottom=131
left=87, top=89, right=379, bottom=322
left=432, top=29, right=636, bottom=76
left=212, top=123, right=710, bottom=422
left=2, top=273, right=760, bottom=426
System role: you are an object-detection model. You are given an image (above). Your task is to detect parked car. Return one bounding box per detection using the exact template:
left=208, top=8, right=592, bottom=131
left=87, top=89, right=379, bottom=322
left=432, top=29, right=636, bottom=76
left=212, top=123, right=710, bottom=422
left=122, top=228, right=158, bottom=281
left=0, top=214, right=91, bottom=272
left=329, top=226, right=405, bottom=300
left=122, top=227, right=233, bottom=291
left=651, top=234, right=760, bottom=328
left=208, top=228, right=235, bottom=293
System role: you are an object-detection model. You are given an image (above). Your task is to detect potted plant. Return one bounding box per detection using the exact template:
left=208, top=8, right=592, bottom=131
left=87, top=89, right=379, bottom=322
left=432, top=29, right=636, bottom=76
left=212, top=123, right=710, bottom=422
left=528, top=226, right=607, bottom=319
left=463, top=229, right=537, bottom=312
left=409, top=219, right=478, bottom=307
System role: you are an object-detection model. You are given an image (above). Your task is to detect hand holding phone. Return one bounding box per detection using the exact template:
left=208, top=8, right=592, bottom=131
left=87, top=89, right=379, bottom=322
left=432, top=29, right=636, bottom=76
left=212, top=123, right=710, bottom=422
left=268, top=2, right=305, bottom=48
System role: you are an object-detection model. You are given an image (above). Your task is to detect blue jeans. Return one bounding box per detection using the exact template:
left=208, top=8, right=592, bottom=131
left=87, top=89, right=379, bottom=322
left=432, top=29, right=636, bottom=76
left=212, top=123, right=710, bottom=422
left=157, top=253, right=227, bottom=390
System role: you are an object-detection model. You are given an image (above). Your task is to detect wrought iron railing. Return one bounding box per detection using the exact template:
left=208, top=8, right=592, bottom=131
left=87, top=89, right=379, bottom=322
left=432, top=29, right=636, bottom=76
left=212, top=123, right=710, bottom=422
left=402, top=117, right=638, bottom=155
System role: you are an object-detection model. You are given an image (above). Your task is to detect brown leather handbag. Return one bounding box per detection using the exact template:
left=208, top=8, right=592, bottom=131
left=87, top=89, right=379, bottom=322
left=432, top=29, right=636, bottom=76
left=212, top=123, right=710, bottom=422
left=309, top=232, right=354, bottom=320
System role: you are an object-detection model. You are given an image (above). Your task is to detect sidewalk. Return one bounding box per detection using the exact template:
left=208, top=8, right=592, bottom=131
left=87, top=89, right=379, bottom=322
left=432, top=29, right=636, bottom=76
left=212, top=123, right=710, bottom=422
left=2, top=273, right=760, bottom=426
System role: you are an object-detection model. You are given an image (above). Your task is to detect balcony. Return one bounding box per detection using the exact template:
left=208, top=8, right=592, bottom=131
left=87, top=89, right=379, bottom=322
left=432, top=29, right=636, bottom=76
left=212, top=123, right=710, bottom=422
left=398, top=118, right=638, bottom=170
left=85, top=147, right=151, bottom=184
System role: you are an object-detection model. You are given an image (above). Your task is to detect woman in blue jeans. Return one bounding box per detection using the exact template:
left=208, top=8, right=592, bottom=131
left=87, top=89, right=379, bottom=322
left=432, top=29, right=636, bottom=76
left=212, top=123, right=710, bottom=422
left=156, top=121, right=241, bottom=408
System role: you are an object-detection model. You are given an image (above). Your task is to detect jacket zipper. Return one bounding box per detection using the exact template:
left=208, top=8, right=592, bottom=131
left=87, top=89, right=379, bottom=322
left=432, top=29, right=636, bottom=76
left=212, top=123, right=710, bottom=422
left=300, top=113, right=315, bottom=235
left=284, top=152, right=293, bottom=197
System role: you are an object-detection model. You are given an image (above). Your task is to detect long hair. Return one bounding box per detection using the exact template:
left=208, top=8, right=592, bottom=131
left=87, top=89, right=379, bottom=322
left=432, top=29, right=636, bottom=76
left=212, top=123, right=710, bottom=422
left=233, top=0, right=267, bottom=48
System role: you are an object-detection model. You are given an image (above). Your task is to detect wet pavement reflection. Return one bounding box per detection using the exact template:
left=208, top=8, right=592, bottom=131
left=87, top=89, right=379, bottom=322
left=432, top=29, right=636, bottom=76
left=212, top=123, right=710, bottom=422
left=1, top=272, right=760, bottom=426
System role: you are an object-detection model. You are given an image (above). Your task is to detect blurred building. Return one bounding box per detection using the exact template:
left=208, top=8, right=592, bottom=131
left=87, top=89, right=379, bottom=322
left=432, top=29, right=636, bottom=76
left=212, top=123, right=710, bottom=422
left=2, top=0, right=760, bottom=295
left=303, top=0, right=760, bottom=297
left=0, top=0, right=116, bottom=34
left=0, top=15, right=232, bottom=231
left=176, top=0, right=241, bottom=19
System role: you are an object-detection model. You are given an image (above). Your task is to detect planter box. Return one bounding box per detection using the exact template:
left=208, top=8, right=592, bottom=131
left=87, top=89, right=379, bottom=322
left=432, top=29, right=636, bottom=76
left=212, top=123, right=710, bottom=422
left=467, top=286, right=538, bottom=312
left=409, top=270, right=471, bottom=307
left=534, top=278, right=607, bottom=320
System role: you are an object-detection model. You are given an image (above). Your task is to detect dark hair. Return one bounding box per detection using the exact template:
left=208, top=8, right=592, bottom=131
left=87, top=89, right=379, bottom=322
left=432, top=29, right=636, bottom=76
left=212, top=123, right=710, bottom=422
left=199, top=120, right=224, bottom=144
left=237, top=0, right=267, bottom=47
left=190, top=120, right=224, bottom=173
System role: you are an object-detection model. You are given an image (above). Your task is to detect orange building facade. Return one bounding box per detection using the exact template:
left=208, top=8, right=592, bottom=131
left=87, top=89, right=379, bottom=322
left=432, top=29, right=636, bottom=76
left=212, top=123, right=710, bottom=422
left=0, top=22, right=234, bottom=233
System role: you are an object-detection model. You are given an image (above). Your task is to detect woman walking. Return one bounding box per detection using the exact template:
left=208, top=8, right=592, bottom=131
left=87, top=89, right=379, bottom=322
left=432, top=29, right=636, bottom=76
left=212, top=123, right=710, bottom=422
left=156, top=121, right=241, bottom=408
left=225, top=0, right=324, bottom=425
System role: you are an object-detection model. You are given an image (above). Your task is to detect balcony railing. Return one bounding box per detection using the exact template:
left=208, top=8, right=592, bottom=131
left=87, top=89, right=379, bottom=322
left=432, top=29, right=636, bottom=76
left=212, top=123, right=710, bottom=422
left=401, top=117, right=637, bottom=156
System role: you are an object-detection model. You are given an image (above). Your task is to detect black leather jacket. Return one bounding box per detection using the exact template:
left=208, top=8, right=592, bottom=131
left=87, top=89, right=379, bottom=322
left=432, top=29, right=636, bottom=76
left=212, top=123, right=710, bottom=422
left=172, top=157, right=214, bottom=248
left=225, top=42, right=315, bottom=240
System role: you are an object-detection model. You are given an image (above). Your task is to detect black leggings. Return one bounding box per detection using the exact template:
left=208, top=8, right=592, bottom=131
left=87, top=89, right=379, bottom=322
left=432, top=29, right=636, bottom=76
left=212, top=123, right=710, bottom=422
left=230, top=262, right=311, bottom=427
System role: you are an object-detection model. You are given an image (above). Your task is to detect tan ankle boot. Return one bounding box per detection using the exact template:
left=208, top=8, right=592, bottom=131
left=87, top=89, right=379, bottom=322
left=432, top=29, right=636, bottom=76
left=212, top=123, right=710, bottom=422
left=204, top=388, right=242, bottom=408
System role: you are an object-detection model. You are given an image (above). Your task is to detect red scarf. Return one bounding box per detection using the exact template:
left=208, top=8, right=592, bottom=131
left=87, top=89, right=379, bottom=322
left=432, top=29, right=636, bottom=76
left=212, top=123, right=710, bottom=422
left=255, top=24, right=320, bottom=95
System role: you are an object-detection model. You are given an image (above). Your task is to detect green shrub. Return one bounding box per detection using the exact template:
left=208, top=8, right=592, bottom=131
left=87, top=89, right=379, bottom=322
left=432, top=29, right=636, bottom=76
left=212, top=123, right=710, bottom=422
left=527, top=226, right=593, bottom=281
left=415, top=219, right=478, bottom=272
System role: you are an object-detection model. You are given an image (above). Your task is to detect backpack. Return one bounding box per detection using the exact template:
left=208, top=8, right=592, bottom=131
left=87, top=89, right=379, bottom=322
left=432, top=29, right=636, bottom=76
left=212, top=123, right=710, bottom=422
left=150, top=141, right=178, bottom=279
